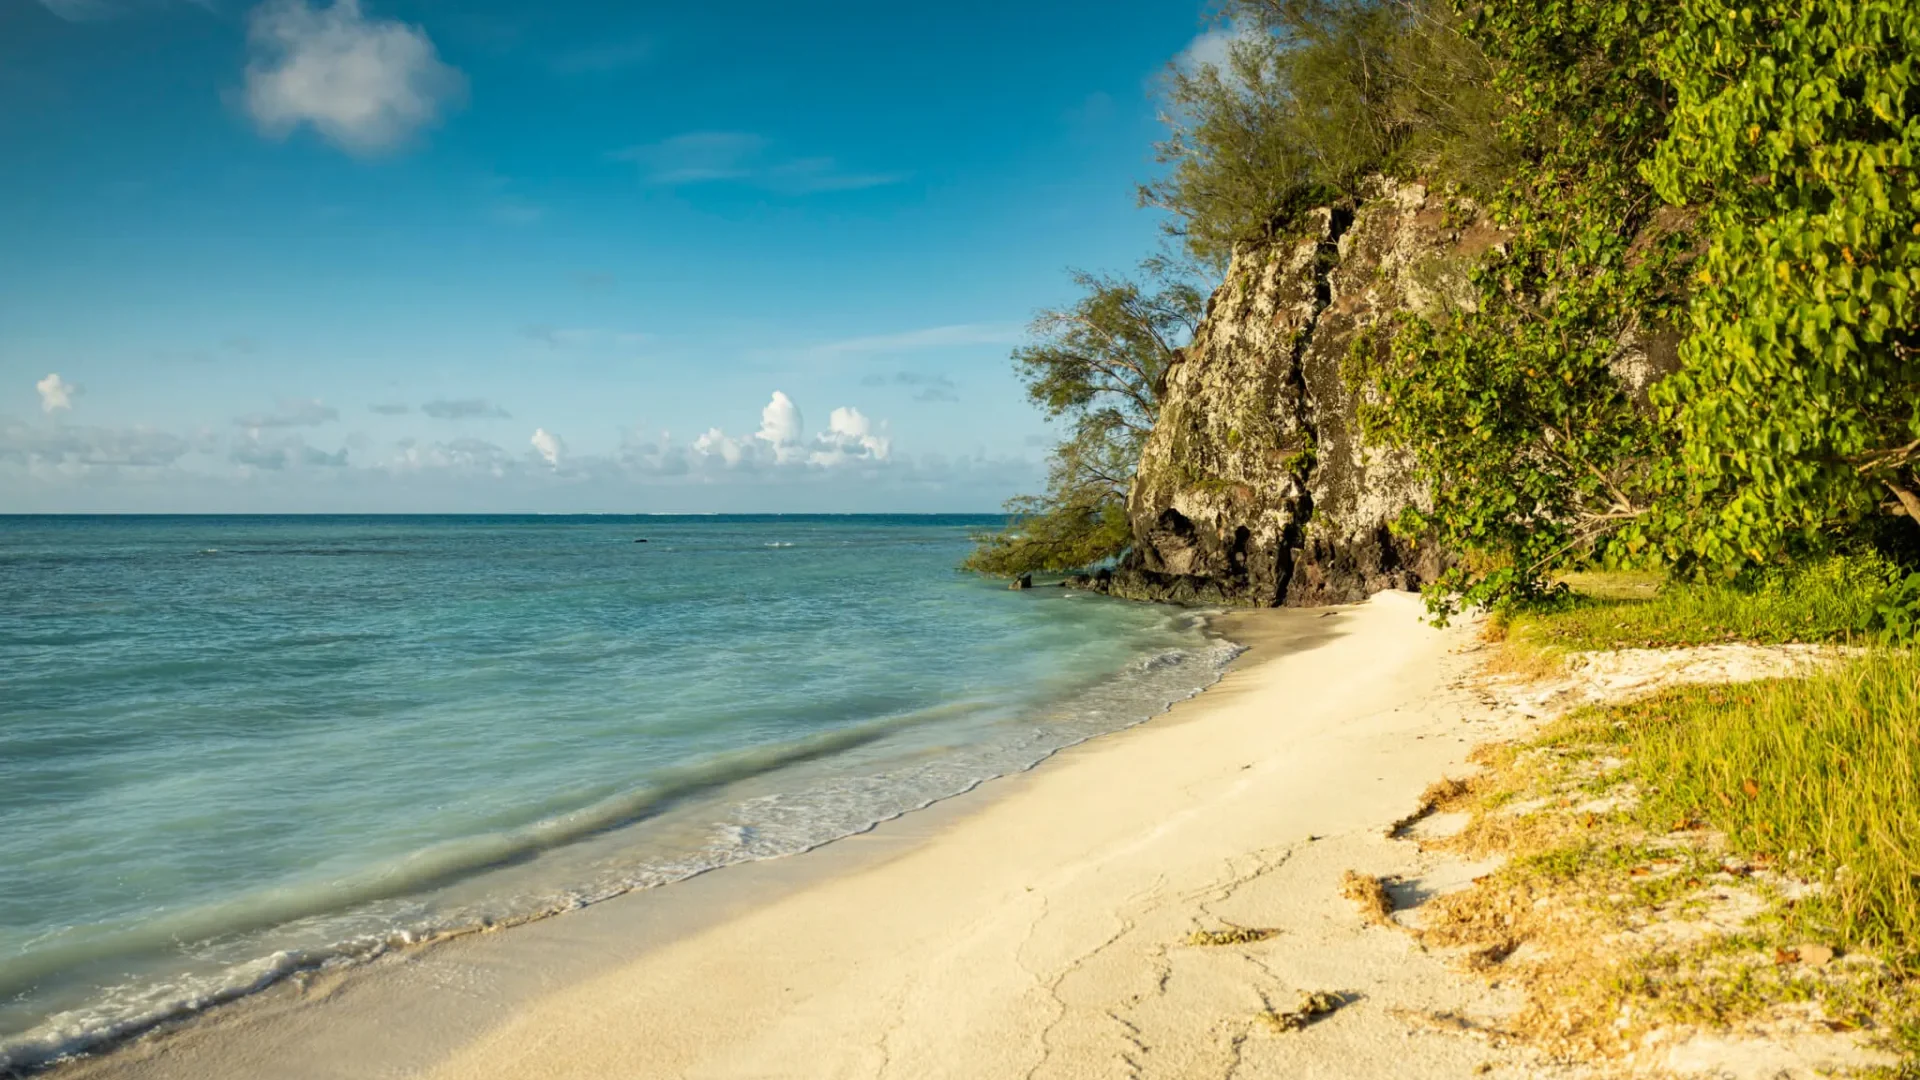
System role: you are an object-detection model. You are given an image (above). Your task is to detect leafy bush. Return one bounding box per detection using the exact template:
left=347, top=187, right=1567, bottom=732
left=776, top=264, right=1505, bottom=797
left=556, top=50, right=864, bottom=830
left=1642, top=0, right=1920, bottom=570
left=1353, top=0, right=1920, bottom=613
left=1350, top=0, right=1690, bottom=618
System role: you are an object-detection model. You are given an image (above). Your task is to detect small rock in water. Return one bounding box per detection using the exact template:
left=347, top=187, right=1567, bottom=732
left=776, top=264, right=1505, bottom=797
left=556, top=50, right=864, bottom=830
left=634, top=538, right=648, bottom=543
left=1010, top=573, right=1033, bottom=590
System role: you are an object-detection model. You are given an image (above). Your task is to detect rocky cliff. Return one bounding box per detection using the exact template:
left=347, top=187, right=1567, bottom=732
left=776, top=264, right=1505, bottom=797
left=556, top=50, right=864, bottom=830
left=1080, top=179, right=1507, bottom=606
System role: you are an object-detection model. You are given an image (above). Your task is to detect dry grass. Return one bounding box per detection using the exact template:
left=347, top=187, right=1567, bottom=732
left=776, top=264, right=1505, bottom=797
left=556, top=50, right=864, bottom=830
left=1420, top=776, right=1472, bottom=809
left=1339, top=871, right=1395, bottom=926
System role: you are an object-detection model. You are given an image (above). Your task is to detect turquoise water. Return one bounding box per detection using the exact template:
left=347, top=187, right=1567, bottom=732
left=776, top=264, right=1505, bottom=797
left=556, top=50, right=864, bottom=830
left=0, top=515, right=1235, bottom=1069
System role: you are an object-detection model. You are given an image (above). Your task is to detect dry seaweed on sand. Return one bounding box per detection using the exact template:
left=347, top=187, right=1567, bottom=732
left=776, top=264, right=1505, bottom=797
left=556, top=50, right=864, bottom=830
left=1388, top=775, right=1476, bottom=837
left=1259, top=990, right=1346, bottom=1032
left=1339, top=870, right=1395, bottom=925
left=1186, top=926, right=1280, bottom=946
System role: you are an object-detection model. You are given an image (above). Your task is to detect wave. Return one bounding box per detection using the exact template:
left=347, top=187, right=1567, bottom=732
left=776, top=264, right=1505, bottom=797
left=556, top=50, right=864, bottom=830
left=0, top=702, right=980, bottom=1011
left=0, top=627, right=1242, bottom=1073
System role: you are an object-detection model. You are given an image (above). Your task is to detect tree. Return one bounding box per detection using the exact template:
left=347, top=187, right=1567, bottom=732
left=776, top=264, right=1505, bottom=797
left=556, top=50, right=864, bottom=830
left=964, top=266, right=1205, bottom=577
left=1142, top=0, right=1509, bottom=269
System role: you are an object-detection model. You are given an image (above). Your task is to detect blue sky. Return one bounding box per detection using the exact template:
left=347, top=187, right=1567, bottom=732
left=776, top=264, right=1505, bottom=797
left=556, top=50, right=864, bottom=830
left=0, top=0, right=1224, bottom=512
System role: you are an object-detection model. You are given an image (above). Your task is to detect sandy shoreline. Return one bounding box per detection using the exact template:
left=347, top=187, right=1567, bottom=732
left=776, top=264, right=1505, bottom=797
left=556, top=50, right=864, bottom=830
left=56, top=591, right=1531, bottom=1080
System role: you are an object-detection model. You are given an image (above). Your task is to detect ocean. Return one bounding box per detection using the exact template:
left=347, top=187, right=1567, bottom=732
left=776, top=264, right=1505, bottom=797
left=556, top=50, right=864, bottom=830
left=0, top=514, right=1237, bottom=1070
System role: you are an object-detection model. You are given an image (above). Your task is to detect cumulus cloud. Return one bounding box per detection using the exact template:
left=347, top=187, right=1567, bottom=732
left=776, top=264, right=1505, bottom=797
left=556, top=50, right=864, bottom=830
left=809, top=406, right=890, bottom=467
left=244, top=0, right=467, bottom=156
left=529, top=427, right=564, bottom=467
left=36, top=374, right=75, bottom=414
left=422, top=398, right=510, bottom=419
left=679, top=392, right=890, bottom=473
left=691, top=427, right=747, bottom=467
left=235, top=397, right=339, bottom=428
left=756, top=390, right=804, bottom=463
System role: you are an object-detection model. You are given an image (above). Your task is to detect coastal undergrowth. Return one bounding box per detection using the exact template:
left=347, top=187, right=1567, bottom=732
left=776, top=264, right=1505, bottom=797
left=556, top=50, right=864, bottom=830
left=1415, top=648, right=1920, bottom=1073
left=1500, top=555, right=1911, bottom=653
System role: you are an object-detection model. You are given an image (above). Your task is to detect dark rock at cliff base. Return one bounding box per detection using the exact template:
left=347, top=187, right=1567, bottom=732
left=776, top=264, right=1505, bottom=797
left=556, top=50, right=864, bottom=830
left=1118, top=179, right=1480, bottom=607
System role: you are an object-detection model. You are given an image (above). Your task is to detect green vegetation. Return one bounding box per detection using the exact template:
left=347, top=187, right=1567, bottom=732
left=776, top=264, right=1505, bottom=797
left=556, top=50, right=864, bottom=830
left=963, top=265, right=1203, bottom=577
left=1420, top=650, right=1920, bottom=1061
left=1608, top=662, right=1920, bottom=960
left=1508, top=556, right=1910, bottom=651
left=1357, top=0, right=1920, bottom=612
left=975, top=0, right=1920, bottom=605
left=1143, top=0, right=1509, bottom=270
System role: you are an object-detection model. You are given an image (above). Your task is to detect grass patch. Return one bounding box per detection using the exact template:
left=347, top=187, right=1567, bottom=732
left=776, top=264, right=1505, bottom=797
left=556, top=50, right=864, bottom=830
left=1606, top=655, right=1920, bottom=964
left=1510, top=555, right=1907, bottom=652
left=1423, top=648, right=1920, bottom=1066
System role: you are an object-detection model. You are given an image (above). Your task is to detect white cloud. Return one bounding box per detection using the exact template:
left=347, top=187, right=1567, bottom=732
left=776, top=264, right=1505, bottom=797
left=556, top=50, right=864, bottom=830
left=389, top=436, right=510, bottom=475
left=611, top=132, right=907, bottom=194
left=530, top=427, right=564, bottom=467
left=235, top=397, right=339, bottom=427
left=809, top=406, right=889, bottom=467
left=231, top=432, right=349, bottom=470
left=244, top=0, right=467, bottom=156
left=680, top=392, right=891, bottom=473
left=1177, top=27, right=1239, bottom=74
left=36, top=373, right=75, bottom=414
left=756, top=390, right=804, bottom=463
left=0, top=420, right=199, bottom=467
left=691, top=427, right=747, bottom=467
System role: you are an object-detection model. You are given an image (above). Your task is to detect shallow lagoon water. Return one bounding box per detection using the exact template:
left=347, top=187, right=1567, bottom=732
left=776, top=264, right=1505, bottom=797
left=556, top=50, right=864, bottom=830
left=0, top=515, right=1236, bottom=1069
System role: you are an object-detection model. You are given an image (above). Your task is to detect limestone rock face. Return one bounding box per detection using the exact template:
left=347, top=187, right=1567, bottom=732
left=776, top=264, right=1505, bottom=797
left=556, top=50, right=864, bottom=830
left=1097, top=179, right=1505, bottom=607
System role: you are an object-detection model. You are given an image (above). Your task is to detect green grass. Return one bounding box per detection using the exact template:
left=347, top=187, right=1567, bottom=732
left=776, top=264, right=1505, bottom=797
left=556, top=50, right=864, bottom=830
left=1574, top=655, right=1920, bottom=966
left=1511, top=555, right=1906, bottom=651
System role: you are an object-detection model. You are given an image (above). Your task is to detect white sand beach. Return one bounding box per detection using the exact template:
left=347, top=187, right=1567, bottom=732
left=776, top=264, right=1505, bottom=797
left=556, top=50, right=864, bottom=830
left=63, top=592, right=1541, bottom=1080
